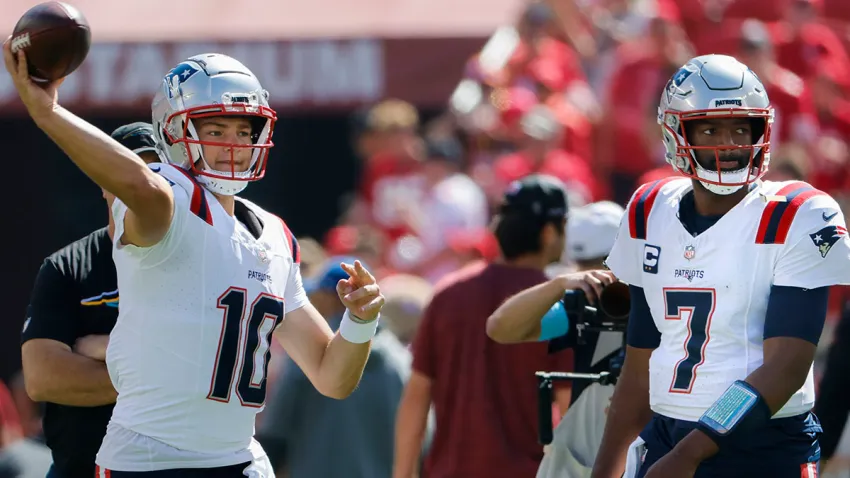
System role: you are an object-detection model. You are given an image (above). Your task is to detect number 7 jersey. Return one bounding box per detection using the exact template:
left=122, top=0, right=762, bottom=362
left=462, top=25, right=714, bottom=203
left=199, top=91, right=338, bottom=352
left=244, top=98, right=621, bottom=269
left=101, top=164, right=309, bottom=467
left=606, top=177, right=850, bottom=422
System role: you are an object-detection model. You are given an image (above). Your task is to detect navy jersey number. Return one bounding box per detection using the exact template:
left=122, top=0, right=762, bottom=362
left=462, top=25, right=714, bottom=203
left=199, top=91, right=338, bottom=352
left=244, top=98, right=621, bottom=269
left=207, top=287, right=284, bottom=407
left=664, top=288, right=716, bottom=394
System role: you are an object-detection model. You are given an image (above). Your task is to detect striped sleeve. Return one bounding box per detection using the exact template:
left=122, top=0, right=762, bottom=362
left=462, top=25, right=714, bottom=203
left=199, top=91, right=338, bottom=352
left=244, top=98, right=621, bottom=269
left=772, top=190, right=850, bottom=288
left=627, top=177, right=679, bottom=240
left=605, top=179, right=675, bottom=286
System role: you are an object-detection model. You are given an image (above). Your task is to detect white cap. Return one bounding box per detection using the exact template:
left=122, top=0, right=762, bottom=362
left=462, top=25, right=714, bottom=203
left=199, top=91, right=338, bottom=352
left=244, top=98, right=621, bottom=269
left=565, top=201, right=625, bottom=261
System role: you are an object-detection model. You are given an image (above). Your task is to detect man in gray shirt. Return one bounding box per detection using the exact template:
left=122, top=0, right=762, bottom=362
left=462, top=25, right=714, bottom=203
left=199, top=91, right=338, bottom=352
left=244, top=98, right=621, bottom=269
left=257, top=257, right=413, bottom=478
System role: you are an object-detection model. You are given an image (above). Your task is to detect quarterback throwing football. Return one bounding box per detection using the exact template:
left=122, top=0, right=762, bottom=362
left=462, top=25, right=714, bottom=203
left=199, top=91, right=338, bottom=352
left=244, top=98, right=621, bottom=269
left=4, top=40, right=384, bottom=477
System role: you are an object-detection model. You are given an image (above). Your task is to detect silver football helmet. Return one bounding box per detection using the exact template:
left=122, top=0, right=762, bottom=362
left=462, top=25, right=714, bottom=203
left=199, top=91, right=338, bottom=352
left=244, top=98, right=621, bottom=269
left=658, top=54, right=774, bottom=195
left=151, top=53, right=276, bottom=195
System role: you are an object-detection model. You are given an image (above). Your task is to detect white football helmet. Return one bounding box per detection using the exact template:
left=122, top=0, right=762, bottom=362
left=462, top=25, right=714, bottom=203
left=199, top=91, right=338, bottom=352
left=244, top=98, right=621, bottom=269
left=151, top=53, right=276, bottom=195
left=658, top=54, right=774, bottom=195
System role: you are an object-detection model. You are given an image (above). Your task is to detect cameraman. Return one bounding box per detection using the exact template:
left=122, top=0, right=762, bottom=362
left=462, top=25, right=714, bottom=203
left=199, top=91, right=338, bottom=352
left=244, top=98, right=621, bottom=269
left=487, top=201, right=625, bottom=478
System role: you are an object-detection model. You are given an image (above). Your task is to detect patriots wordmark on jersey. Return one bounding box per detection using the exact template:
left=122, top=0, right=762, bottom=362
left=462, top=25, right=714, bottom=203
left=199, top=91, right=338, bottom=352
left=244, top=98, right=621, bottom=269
left=96, top=163, right=309, bottom=471
left=606, top=177, right=850, bottom=422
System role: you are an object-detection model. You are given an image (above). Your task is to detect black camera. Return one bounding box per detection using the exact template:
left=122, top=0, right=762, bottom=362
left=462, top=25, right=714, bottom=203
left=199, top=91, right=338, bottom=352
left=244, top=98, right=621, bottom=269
left=536, top=281, right=631, bottom=445
left=561, top=280, right=630, bottom=343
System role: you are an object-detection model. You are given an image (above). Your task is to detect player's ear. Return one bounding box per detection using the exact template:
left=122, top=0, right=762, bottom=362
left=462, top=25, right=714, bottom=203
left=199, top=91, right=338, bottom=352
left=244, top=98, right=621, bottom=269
left=539, top=222, right=557, bottom=248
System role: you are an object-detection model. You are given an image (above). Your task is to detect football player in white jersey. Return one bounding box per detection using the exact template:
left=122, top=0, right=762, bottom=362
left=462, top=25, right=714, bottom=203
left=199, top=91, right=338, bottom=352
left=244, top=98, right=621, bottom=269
left=591, top=54, right=850, bottom=478
left=4, top=42, right=385, bottom=477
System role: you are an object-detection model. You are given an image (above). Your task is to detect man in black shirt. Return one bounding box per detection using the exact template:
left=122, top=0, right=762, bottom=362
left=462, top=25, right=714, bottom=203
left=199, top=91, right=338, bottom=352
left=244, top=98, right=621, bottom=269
left=20, top=123, right=161, bottom=478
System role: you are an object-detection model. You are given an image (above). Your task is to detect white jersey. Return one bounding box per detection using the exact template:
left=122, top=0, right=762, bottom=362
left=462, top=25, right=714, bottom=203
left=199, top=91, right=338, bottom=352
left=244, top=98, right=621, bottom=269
left=97, top=163, right=309, bottom=471
left=606, top=178, right=850, bottom=422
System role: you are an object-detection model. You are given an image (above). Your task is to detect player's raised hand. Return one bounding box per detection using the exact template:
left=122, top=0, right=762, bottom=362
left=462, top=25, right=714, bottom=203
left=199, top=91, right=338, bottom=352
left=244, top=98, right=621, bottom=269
left=336, top=260, right=385, bottom=322
left=556, top=269, right=617, bottom=304
left=2, top=36, right=62, bottom=120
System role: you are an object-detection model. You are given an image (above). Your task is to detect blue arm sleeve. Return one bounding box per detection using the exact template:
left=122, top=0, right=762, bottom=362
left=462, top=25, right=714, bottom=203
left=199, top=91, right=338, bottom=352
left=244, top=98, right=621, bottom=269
left=626, top=285, right=661, bottom=349
left=539, top=301, right=570, bottom=341
left=763, top=285, right=829, bottom=345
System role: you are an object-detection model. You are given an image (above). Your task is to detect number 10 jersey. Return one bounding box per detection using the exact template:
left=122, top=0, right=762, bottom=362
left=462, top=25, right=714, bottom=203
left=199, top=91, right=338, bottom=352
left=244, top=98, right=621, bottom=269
left=98, top=164, right=309, bottom=470
left=606, top=178, right=850, bottom=422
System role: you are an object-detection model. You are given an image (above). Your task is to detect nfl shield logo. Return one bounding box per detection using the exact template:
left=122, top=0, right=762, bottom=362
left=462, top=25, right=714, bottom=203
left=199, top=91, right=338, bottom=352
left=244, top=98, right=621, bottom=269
left=684, top=245, right=696, bottom=260
left=258, top=248, right=270, bottom=263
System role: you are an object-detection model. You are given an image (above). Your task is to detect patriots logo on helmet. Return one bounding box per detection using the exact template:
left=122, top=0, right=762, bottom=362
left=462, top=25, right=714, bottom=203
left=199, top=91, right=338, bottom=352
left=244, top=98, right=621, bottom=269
left=165, top=63, right=200, bottom=98
left=810, top=225, right=847, bottom=258
left=672, top=67, right=694, bottom=87
left=666, top=67, right=694, bottom=102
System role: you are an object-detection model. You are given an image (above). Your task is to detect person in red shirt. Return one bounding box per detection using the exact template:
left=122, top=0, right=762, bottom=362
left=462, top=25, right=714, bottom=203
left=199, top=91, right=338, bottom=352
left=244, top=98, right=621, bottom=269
left=807, top=58, right=850, bottom=195
left=347, top=99, right=426, bottom=242
left=494, top=104, right=598, bottom=205
left=597, top=14, right=693, bottom=204
left=392, top=174, right=602, bottom=478
left=737, top=18, right=818, bottom=146
left=770, top=0, right=848, bottom=80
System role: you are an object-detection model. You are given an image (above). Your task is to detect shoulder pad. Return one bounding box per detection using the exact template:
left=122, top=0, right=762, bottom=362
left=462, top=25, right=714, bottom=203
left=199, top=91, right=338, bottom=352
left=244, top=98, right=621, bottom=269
left=241, top=199, right=300, bottom=264
left=755, top=181, right=830, bottom=244
left=626, top=177, right=688, bottom=240
left=150, top=163, right=213, bottom=226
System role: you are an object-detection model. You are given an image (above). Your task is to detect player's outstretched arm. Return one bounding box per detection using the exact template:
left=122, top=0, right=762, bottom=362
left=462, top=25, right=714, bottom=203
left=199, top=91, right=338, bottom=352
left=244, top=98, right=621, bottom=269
left=487, top=270, right=616, bottom=343
left=275, top=260, right=384, bottom=399
left=2, top=41, right=173, bottom=247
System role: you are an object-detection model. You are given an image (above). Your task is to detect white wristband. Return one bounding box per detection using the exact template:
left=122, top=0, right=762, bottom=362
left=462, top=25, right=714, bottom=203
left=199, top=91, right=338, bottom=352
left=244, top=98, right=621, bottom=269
left=339, top=310, right=379, bottom=344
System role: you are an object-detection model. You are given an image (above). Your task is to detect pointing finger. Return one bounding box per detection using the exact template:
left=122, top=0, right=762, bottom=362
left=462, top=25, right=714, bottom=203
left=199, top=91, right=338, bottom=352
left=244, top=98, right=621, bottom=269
left=340, top=262, right=357, bottom=279
left=354, top=260, right=375, bottom=284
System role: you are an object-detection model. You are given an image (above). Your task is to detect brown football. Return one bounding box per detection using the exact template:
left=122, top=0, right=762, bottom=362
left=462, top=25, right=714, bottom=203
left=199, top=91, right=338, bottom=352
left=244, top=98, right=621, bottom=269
left=10, top=2, right=91, bottom=82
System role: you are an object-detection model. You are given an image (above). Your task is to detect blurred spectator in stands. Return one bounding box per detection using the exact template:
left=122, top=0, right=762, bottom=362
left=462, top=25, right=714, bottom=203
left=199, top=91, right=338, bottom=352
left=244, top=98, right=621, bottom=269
left=808, top=58, right=850, bottom=197
left=0, top=380, right=50, bottom=478
left=7, top=373, right=40, bottom=441
left=597, top=8, right=693, bottom=204
left=379, top=274, right=434, bottom=347
left=323, top=225, right=389, bottom=278
left=738, top=19, right=818, bottom=146
left=578, top=0, right=653, bottom=101
left=771, top=0, right=848, bottom=80
left=509, top=2, right=588, bottom=91
left=764, top=142, right=811, bottom=182
left=391, top=137, right=489, bottom=283
left=257, top=257, right=413, bottom=478
left=493, top=104, right=597, bottom=207
left=346, top=99, right=426, bottom=243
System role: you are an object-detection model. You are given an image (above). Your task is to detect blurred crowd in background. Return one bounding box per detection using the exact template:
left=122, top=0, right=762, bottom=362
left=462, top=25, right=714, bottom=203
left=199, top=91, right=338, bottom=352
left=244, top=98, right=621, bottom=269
left=4, top=0, right=850, bottom=476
